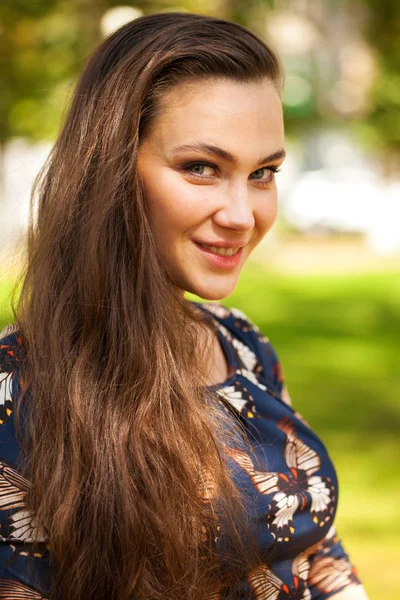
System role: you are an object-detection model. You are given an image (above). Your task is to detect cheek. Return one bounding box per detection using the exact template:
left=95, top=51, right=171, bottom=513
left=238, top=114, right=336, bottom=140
left=143, top=170, right=209, bottom=233
left=255, top=191, right=279, bottom=235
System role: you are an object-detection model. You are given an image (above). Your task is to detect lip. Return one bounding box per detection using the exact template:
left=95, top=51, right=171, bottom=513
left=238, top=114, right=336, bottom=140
left=194, top=240, right=248, bottom=249
left=194, top=241, right=243, bottom=269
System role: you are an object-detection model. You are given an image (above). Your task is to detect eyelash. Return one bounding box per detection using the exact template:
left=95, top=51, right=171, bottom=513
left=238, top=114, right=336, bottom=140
left=182, top=161, right=281, bottom=185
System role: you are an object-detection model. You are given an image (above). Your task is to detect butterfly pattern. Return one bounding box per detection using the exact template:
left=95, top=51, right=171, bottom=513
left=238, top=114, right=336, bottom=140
left=0, top=371, right=13, bottom=426
left=217, top=380, right=258, bottom=419
left=0, top=461, right=47, bottom=544
left=0, top=325, right=24, bottom=427
left=226, top=422, right=335, bottom=545
left=306, top=525, right=360, bottom=595
left=0, top=578, right=47, bottom=599
left=248, top=554, right=312, bottom=600
left=0, top=308, right=361, bottom=598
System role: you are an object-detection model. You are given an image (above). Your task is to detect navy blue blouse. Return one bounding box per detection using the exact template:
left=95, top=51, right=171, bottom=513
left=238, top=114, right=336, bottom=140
left=0, top=303, right=362, bottom=599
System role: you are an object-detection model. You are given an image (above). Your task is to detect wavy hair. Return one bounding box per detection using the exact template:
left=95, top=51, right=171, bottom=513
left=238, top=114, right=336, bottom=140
left=11, top=12, right=283, bottom=600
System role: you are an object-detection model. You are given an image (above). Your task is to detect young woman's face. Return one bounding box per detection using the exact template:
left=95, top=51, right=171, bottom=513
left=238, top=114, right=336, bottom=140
left=137, top=77, right=285, bottom=301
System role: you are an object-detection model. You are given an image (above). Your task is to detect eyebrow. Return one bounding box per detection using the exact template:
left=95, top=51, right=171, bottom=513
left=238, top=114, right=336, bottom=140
left=171, top=142, right=286, bottom=166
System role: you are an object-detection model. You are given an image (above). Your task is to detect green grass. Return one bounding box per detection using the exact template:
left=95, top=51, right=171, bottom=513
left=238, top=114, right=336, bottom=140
left=0, top=280, right=16, bottom=332
left=2, top=268, right=399, bottom=599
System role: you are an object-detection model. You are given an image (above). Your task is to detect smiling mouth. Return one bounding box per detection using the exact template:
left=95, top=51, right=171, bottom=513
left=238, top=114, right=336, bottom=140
left=196, top=242, right=241, bottom=256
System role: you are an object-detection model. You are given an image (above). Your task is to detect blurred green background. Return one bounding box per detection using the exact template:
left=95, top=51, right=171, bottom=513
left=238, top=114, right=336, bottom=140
left=1, top=0, right=399, bottom=598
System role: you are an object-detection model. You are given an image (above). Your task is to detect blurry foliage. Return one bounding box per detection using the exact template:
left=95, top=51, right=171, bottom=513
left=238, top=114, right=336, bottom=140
left=0, top=0, right=399, bottom=162
left=360, top=0, right=400, bottom=160
left=0, top=0, right=105, bottom=144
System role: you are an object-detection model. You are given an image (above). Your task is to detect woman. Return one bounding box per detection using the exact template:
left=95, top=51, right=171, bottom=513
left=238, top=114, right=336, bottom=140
left=0, top=12, right=369, bottom=600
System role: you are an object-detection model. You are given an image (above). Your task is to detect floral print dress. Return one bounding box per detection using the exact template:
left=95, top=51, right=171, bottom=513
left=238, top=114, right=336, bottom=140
left=0, top=304, right=362, bottom=599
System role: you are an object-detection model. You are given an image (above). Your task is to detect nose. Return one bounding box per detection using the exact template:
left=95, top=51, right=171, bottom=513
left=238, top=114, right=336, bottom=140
left=212, top=183, right=255, bottom=231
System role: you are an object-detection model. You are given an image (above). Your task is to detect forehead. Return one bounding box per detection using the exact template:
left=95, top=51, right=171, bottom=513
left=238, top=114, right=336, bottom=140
left=146, top=77, right=284, bottom=156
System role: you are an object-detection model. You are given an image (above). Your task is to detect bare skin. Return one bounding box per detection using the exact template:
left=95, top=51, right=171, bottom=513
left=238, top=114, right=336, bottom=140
left=199, top=326, right=231, bottom=386
left=137, top=77, right=285, bottom=301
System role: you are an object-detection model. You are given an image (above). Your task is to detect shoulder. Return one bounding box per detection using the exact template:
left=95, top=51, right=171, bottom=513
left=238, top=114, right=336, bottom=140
left=197, top=301, right=271, bottom=349
left=196, top=302, right=262, bottom=333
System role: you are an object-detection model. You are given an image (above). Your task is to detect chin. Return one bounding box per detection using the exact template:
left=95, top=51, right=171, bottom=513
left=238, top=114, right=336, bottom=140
left=188, top=280, right=239, bottom=302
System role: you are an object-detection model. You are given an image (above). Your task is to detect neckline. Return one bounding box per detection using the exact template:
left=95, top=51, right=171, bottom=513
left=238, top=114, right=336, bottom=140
left=206, top=328, right=238, bottom=391
left=191, top=302, right=240, bottom=391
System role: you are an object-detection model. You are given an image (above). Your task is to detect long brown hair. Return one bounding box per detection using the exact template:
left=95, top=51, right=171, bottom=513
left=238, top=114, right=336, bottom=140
left=11, top=12, right=283, bottom=600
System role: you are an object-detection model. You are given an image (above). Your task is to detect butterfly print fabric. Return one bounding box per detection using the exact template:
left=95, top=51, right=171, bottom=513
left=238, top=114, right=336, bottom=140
left=0, top=307, right=362, bottom=598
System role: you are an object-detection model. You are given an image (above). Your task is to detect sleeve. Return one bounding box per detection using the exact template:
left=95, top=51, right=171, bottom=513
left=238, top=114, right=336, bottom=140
left=0, top=328, right=51, bottom=598
left=307, top=525, right=362, bottom=599
left=243, top=313, right=363, bottom=597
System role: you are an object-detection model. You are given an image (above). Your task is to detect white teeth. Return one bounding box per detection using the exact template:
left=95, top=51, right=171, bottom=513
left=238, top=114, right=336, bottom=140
left=199, top=243, right=240, bottom=256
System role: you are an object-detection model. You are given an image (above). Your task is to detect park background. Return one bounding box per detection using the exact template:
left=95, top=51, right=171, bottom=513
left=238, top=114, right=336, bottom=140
left=0, top=0, right=399, bottom=598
